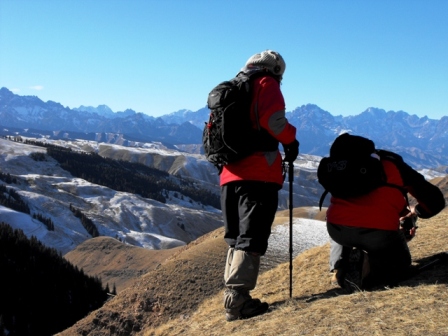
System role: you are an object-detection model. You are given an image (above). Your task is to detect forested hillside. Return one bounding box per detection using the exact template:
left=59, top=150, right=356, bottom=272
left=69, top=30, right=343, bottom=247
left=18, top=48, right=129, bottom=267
left=0, top=223, right=110, bottom=336
left=25, top=140, right=221, bottom=209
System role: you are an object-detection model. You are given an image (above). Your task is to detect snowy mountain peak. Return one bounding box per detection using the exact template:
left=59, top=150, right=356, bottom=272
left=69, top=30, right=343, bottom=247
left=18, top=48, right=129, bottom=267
left=364, top=107, right=386, bottom=115
left=74, top=104, right=115, bottom=117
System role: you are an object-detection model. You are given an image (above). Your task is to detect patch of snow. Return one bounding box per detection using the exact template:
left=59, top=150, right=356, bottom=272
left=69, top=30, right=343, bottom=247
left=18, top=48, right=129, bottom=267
left=418, top=169, right=446, bottom=180
left=264, top=218, right=329, bottom=270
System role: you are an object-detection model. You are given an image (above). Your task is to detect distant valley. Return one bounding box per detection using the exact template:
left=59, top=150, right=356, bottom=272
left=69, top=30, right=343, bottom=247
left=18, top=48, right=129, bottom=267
left=0, top=87, right=447, bottom=257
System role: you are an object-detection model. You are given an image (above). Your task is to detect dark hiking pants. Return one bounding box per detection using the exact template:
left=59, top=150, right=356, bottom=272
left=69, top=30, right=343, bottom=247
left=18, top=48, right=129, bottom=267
left=221, top=181, right=279, bottom=255
left=327, top=222, right=412, bottom=287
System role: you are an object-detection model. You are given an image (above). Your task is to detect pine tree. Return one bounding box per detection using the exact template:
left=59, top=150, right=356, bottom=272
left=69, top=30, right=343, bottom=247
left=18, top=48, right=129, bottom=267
left=0, top=315, right=5, bottom=336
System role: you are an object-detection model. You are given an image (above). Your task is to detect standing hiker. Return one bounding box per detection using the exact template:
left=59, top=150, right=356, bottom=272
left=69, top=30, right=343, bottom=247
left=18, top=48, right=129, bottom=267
left=324, top=133, right=445, bottom=291
left=219, top=50, right=299, bottom=321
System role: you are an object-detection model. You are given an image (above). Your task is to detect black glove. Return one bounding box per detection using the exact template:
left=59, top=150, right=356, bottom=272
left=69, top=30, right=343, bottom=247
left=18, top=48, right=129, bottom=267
left=400, top=216, right=418, bottom=242
left=283, top=139, right=299, bottom=163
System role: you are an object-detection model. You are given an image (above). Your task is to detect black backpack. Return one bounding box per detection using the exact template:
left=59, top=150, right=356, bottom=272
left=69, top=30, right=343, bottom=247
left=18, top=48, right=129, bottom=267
left=202, top=71, right=277, bottom=171
left=317, top=133, right=406, bottom=209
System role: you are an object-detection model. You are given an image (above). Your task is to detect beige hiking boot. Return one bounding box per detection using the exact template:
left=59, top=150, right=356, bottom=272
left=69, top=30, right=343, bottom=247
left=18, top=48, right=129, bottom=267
left=224, top=289, right=269, bottom=322
left=223, top=250, right=269, bottom=321
left=226, top=299, right=269, bottom=321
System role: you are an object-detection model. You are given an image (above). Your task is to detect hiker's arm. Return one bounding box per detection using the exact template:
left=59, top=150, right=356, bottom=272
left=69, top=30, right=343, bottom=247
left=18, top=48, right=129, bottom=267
left=255, top=77, right=296, bottom=145
left=400, top=163, right=446, bottom=218
left=409, top=180, right=445, bottom=218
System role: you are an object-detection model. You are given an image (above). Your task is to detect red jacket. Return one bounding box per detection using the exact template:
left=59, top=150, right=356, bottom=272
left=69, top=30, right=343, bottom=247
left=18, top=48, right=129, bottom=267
left=220, top=75, right=296, bottom=186
left=327, top=155, right=445, bottom=230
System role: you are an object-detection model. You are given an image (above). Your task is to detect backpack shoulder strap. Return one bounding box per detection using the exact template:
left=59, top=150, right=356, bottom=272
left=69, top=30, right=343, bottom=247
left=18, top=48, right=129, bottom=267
left=377, top=149, right=406, bottom=167
left=377, top=150, right=412, bottom=208
left=319, top=190, right=329, bottom=211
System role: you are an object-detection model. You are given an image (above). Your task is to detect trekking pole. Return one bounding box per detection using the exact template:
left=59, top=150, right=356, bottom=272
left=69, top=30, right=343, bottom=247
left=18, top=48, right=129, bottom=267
left=289, top=162, right=294, bottom=298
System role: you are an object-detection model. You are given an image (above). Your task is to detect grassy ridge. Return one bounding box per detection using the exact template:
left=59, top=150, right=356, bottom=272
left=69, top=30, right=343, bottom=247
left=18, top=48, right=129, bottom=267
left=57, top=206, right=448, bottom=336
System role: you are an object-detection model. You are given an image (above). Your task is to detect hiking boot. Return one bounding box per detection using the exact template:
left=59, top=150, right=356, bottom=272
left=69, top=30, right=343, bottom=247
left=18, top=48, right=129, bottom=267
left=330, top=268, right=345, bottom=287
left=330, top=271, right=337, bottom=285
left=225, top=298, right=269, bottom=322
left=335, top=268, right=348, bottom=288
left=343, top=248, right=369, bottom=293
left=223, top=250, right=268, bottom=321
left=224, top=288, right=251, bottom=310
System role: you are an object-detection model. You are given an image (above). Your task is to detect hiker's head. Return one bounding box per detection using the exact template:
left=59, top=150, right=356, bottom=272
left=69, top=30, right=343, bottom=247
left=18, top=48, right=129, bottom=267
left=244, top=50, right=286, bottom=79
left=330, top=133, right=376, bottom=157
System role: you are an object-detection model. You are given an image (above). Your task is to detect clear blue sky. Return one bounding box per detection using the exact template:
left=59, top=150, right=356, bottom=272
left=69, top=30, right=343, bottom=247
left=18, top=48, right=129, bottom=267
left=1, top=0, right=447, bottom=119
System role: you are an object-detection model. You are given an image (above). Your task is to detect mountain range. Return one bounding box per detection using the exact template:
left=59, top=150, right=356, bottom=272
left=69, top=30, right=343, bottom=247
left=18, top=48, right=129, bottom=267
left=1, top=87, right=448, bottom=170
left=1, top=88, right=448, bottom=335
left=1, top=86, right=446, bottom=253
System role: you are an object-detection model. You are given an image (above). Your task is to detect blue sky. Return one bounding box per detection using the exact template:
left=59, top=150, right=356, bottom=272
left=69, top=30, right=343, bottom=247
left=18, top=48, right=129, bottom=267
left=1, top=0, right=447, bottom=119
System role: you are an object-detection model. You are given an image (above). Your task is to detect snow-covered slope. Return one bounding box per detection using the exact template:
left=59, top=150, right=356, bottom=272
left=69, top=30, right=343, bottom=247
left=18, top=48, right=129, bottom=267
left=0, top=139, right=222, bottom=255
left=32, top=137, right=330, bottom=209
left=1, top=137, right=443, bottom=256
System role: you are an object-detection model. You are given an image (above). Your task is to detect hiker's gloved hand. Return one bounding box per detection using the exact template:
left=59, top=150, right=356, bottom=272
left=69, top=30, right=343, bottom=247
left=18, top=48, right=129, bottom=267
left=400, top=223, right=417, bottom=242
left=283, top=139, right=299, bottom=163
left=400, top=213, right=418, bottom=242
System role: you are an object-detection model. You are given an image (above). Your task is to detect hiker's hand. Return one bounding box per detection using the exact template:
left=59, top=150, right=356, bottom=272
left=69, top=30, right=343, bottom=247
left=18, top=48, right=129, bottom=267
left=401, top=224, right=417, bottom=242
left=400, top=209, right=418, bottom=242
left=283, top=139, right=299, bottom=163
left=407, top=226, right=417, bottom=241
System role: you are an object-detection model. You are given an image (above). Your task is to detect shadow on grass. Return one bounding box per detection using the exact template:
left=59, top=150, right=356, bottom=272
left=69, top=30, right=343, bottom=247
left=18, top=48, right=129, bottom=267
left=402, top=251, right=448, bottom=286
left=269, top=252, right=448, bottom=309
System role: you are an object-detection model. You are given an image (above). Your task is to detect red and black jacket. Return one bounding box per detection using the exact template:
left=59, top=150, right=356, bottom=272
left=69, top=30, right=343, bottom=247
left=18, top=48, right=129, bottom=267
left=220, top=74, right=296, bottom=187
left=327, top=153, right=445, bottom=231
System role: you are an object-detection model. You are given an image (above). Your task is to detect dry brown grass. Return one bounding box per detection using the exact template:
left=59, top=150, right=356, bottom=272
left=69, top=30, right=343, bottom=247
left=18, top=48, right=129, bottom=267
left=273, top=206, right=327, bottom=226
left=146, top=209, right=448, bottom=336
left=59, top=176, right=448, bottom=336
left=64, top=236, right=181, bottom=292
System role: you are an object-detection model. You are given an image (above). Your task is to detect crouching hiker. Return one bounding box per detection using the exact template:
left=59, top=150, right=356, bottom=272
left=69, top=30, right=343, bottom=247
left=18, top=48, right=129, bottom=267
left=211, top=50, right=298, bottom=321
left=318, top=133, right=445, bottom=292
